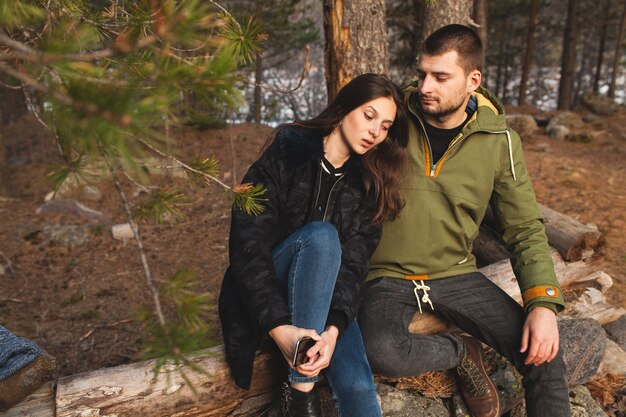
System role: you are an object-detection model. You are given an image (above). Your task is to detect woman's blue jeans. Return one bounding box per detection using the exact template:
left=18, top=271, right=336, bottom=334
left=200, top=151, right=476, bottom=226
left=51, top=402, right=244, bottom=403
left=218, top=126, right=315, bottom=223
left=272, top=222, right=382, bottom=417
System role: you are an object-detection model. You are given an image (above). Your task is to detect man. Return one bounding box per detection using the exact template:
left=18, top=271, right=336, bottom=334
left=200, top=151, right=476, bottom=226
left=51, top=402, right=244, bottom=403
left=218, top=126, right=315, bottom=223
left=358, top=24, right=570, bottom=417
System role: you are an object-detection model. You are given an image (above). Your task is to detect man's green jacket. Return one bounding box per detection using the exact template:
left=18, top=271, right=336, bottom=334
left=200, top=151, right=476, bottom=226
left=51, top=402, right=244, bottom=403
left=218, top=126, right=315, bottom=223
left=367, top=86, right=565, bottom=312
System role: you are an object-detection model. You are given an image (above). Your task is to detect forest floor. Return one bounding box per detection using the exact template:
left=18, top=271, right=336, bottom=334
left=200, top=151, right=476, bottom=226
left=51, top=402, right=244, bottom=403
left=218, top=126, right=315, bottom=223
left=0, top=107, right=625, bottom=383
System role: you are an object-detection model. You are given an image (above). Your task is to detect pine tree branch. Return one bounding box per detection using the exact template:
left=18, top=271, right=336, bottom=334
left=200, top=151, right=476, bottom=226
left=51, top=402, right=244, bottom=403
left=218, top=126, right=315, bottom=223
left=136, top=137, right=233, bottom=192
left=100, top=148, right=167, bottom=329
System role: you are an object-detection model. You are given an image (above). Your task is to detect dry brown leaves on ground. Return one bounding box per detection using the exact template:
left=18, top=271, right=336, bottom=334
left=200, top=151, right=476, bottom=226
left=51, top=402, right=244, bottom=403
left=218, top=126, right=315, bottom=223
left=585, top=372, right=626, bottom=416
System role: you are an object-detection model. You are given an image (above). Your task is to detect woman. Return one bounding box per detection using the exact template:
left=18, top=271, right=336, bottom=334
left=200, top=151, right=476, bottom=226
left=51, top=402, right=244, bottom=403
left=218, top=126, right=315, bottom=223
left=219, top=73, right=409, bottom=417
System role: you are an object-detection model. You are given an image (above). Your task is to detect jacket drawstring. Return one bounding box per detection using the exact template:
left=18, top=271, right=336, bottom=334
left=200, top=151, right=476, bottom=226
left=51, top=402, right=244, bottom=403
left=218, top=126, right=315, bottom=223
left=413, top=280, right=434, bottom=314
left=505, top=129, right=517, bottom=181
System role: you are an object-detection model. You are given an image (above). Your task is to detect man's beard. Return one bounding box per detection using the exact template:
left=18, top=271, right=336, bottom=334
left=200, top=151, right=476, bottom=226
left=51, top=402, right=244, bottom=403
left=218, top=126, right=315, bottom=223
left=420, top=92, right=467, bottom=119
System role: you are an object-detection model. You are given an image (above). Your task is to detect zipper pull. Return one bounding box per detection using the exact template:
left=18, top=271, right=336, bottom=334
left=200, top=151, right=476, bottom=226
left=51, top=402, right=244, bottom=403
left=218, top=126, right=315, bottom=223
left=430, top=166, right=435, bottom=177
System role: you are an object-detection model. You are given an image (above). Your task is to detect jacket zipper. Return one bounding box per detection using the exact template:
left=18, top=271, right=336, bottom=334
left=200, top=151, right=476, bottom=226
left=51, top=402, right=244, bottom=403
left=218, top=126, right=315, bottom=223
left=323, top=176, right=345, bottom=221
left=413, top=114, right=508, bottom=177
left=307, top=165, right=324, bottom=222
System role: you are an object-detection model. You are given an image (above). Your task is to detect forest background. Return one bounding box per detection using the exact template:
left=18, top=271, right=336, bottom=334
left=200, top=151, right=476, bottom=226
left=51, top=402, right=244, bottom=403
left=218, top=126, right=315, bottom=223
left=0, top=0, right=625, bottom=386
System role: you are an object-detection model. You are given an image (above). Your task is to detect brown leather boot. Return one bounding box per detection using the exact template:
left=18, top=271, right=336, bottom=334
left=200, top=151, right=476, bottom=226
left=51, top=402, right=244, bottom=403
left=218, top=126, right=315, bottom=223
left=455, top=336, right=500, bottom=417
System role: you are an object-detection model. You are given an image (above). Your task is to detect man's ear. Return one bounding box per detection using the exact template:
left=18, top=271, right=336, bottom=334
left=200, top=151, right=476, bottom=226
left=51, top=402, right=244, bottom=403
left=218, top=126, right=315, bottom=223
left=467, top=70, right=481, bottom=93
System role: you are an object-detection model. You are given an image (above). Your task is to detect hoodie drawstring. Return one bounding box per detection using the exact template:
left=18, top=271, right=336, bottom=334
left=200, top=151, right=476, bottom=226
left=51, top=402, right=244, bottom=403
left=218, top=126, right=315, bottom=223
left=505, top=129, right=517, bottom=182
left=413, top=280, right=434, bottom=313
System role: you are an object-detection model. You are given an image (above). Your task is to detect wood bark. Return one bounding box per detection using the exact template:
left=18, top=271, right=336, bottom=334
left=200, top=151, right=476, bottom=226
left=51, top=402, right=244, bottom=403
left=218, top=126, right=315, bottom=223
left=254, top=52, right=262, bottom=124
left=608, top=0, right=626, bottom=98
left=593, top=0, right=611, bottom=93
left=408, top=251, right=605, bottom=334
left=472, top=0, right=488, bottom=52
left=518, top=0, right=539, bottom=105
left=55, top=347, right=283, bottom=417
left=2, top=381, right=55, bottom=417
left=422, top=0, right=474, bottom=41
left=482, top=204, right=606, bottom=263
left=322, top=0, right=389, bottom=101
left=558, top=0, right=580, bottom=110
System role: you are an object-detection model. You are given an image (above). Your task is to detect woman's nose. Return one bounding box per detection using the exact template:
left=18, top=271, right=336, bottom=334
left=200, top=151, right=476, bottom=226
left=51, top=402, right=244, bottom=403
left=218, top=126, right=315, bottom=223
left=370, top=123, right=380, bottom=137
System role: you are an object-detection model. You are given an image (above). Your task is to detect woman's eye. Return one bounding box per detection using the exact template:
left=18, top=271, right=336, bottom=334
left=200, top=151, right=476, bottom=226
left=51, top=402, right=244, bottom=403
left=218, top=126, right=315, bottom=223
left=382, top=125, right=389, bottom=131
left=364, top=113, right=373, bottom=120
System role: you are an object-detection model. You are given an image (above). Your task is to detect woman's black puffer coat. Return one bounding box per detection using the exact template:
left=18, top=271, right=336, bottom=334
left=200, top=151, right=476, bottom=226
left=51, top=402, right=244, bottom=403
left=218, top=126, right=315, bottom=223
left=218, top=126, right=381, bottom=389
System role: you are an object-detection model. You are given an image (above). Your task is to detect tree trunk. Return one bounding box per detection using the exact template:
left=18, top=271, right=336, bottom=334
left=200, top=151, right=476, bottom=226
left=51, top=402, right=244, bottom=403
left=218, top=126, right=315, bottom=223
left=254, top=52, right=262, bottom=124
left=518, top=0, right=539, bottom=105
left=422, top=0, right=474, bottom=41
left=0, top=123, right=8, bottom=197
left=593, top=0, right=611, bottom=93
left=558, top=0, right=580, bottom=110
left=323, top=0, right=389, bottom=101
left=472, top=0, right=488, bottom=52
left=608, top=0, right=626, bottom=98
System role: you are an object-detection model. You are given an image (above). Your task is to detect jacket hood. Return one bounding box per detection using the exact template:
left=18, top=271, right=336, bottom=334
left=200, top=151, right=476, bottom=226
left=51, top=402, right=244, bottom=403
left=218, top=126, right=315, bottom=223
left=274, top=125, right=364, bottom=180
left=404, top=84, right=507, bottom=133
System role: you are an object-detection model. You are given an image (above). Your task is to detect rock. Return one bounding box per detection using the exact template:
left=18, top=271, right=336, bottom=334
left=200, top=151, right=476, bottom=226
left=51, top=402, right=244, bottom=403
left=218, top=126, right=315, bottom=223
left=43, top=225, right=88, bottom=248
left=597, top=339, right=626, bottom=376
left=565, top=132, right=594, bottom=143
left=569, top=385, right=609, bottom=417
left=548, top=111, right=585, bottom=131
left=0, top=349, right=56, bottom=411
left=79, top=185, right=102, bottom=202
left=450, top=392, right=470, bottom=417
left=548, top=124, right=570, bottom=140
left=0, top=264, right=5, bottom=276
left=603, top=315, right=626, bottom=351
left=580, top=93, right=621, bottom=116
left=111, top=223, right=134, bottom=240
left=582, top=112, right=601, bottom=123
left=509, top=386, right=609, bottom=417
left=16, top=224, right=89, bottom=248
left=506, top=114, right=538, bottom=138
left=376, top=383, right=449, bottom=417
left=36, top=199, right=105, bottom=220
left=559, top=318, right=607, bottom=385
left=486, top=352, right=524, bottom=413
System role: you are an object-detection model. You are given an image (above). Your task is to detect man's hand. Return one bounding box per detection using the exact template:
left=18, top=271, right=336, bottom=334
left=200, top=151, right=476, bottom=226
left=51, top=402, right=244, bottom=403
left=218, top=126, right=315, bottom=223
left=520, top=306, right=559, bottom=366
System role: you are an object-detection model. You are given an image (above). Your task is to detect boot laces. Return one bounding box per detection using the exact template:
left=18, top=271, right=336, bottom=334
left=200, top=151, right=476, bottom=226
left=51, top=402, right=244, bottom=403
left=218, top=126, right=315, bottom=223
left=280, top=382, right=292, bottom=416
left=457, top=357, right=490, bottom=397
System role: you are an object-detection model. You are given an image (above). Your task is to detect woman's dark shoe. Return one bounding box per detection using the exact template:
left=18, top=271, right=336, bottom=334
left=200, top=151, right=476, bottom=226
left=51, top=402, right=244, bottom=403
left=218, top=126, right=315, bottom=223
left=279, top=382, right=322, bottom=417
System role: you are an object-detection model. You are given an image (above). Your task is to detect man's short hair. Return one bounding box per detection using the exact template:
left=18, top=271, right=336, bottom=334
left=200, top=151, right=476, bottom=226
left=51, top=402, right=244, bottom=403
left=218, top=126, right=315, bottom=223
left=422, top=24, right=484, bottom=75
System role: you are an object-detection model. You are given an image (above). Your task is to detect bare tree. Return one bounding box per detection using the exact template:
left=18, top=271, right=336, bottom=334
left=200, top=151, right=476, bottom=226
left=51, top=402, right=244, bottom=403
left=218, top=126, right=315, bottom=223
left=422, top=0, right=473, bottom=41
left=518, top=0, right=539, bottom=105
left=593, top=0, right=611, bottom=93
left=323, top=0, right=389, bottom=101
left=558, top=0, right=580, bottom=110
left=472, top=0, right=488, bottom=51
left=608, top=0, right=626, bottom=98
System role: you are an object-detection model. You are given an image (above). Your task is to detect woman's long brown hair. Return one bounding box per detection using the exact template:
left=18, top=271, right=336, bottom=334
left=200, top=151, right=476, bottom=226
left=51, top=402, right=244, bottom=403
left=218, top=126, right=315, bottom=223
left=264, top=73, right=410, bottom=223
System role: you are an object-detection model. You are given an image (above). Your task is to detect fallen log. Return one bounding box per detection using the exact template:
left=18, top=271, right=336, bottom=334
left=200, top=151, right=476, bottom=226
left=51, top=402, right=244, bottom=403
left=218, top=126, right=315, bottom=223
left=480, top=204, right=606, bottom=263
left=54, top=348, right=282, bottom=417
left=408, top=249, right=604, bottom=334
left=2, top=381, right=55, bottom=417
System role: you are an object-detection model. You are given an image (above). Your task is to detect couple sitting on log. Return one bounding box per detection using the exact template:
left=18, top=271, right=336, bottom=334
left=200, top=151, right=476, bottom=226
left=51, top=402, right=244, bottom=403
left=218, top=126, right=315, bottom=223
left=219, top=24, right=570, bottom=417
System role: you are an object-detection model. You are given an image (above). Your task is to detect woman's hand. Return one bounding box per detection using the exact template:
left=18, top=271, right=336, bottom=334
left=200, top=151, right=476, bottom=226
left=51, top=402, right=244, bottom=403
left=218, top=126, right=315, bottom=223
left=268, top=325, right=321, bottom=369
left=297, top=325, right=339, bottom=376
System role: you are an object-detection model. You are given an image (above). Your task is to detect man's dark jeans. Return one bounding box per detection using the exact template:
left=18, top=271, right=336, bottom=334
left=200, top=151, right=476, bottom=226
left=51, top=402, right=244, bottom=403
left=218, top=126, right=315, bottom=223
left=358, top=272, right=571, bottom=417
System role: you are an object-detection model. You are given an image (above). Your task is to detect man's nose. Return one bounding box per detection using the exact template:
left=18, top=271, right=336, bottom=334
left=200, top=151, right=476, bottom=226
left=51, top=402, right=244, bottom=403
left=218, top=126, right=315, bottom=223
left=419, top=76, right=433, bottom=93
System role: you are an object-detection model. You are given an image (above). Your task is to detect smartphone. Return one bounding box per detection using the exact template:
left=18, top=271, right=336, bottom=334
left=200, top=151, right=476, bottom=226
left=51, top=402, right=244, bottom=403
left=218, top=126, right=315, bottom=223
left=292, top=336, right=316, bottom=367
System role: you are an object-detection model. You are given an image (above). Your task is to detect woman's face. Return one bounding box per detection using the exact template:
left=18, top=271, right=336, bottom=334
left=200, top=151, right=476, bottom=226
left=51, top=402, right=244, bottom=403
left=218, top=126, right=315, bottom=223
left=339, top=96, right=397, bottom=155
